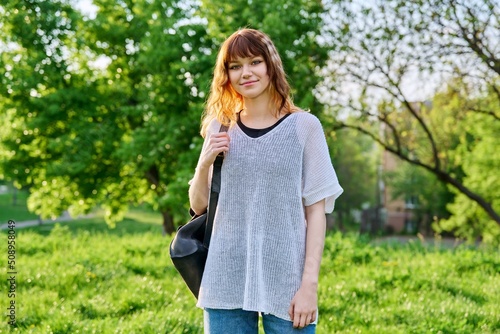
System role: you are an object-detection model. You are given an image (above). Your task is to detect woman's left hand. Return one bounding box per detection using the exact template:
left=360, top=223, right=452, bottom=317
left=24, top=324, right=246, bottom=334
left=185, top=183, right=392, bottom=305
left=288, top=283, right=317, bottom=328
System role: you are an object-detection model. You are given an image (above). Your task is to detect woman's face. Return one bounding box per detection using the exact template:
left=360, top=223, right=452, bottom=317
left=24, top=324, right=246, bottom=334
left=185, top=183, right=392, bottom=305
left=227, top=55, right=270, bottom=100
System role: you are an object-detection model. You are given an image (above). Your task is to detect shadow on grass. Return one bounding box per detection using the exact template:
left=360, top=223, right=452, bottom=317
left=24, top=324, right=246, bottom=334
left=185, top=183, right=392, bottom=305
left=21, top=207, right=165, bottom=237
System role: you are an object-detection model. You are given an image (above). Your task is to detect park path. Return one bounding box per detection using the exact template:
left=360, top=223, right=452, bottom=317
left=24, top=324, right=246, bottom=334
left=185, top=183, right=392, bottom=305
left=0, top=211, right=83, bottom=230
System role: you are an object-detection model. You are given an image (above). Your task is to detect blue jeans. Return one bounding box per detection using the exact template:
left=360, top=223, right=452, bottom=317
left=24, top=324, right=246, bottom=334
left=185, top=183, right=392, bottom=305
left=204, top=308, right=316, bottom=334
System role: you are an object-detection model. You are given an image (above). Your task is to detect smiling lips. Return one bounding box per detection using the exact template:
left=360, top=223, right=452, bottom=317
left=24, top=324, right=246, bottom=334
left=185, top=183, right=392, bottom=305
left=241, top=80, right=258, bottom=86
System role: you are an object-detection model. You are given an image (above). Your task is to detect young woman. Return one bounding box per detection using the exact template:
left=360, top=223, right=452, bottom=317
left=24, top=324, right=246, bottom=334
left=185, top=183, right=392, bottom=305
left=189, top=28, right=343, bottom=334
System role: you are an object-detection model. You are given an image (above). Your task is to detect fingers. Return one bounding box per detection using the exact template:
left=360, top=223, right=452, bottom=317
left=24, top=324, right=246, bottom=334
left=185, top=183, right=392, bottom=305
left=294, top=312, right=313, bottom=329
left=292, top=310, right=316, bottom=329
left=209, top=133, right=230, bottom=154
left=202, top=133, right=230, bottom=166
left=288, top=304, right=316, bottom=328
left=288, top=304, right=294, bottom=322
left=289, top=298, right=316, bottom=329
left=310, top=311, right=317, bottom=324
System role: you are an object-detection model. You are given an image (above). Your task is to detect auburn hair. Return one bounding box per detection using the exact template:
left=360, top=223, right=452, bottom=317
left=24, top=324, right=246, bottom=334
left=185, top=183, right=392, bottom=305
left=201, top=28, right=298, bottom=137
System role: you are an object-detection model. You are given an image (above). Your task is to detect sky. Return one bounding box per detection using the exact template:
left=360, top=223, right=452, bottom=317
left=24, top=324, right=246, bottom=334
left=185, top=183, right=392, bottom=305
left=73, top=0, right=98, bottom=18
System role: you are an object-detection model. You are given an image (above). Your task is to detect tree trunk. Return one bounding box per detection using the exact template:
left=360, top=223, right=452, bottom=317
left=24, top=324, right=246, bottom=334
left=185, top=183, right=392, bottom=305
left=371, top=206, right=380, bottom=236
left=434, top=169, right=500, bottom=224
left=12, top=187, right=17, bottom=206
left=161, top=210, right=175, bottom=235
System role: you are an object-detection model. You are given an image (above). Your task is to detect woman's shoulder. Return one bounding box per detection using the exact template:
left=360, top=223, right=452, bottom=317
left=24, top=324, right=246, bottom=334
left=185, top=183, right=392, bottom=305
left=291, top=110, right=322, bottom=129
left=204, top=117, right=222, bottom=137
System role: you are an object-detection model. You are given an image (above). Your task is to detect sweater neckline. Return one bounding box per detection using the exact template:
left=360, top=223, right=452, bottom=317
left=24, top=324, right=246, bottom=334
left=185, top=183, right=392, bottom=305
left=235, top=111, right=297, bottom=140
left=237, top=112, right=292, bottom=138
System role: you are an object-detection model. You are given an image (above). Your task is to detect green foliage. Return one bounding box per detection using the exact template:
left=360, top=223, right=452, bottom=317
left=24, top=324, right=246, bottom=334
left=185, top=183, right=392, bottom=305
left=1, top=218, right=499, bottom=333
left=417, top=85, right=500, bottom=244
left=326, top=127, right=377, bottom=225
left=434, top=111, right=500, bottom=244
left=0, top=0, right=148, bottom=226
left=382, top=84, right=500, bottom=243
left=0, top=0, right=331, bottom=233
left=384, top=161, right=454, bottom=229
left=323, top=0, right=500, bottom=235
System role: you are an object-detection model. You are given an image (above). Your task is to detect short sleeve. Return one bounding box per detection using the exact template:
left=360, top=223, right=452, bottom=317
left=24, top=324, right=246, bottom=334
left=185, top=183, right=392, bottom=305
left=300, top=114, right=343, bottom=213
left=188, top=118, right=221, bottom=186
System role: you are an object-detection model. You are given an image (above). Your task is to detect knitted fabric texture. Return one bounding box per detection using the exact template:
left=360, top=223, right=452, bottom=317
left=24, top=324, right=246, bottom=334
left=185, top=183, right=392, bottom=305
left=196, top=111, right=343, bottom=321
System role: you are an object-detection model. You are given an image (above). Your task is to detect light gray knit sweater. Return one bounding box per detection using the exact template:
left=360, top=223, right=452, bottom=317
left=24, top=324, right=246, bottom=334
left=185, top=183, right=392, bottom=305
left=196, top=111, right=343, bottom=321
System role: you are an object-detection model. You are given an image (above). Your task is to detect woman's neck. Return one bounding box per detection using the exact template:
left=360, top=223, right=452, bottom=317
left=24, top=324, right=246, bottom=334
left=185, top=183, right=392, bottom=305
left=240, top=98, right=281, bottom=129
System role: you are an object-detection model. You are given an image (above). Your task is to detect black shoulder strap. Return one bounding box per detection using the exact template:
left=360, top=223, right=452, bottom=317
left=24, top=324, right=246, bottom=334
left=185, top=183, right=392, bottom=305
left=203, top=124, right=228, bottom=247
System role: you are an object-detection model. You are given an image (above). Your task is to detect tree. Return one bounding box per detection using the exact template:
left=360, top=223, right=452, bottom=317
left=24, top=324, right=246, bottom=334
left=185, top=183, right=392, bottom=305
left=320, top=0, right=500, bottom=232
left=81, top=0, right=213, bottom=233
left=0, top=0, right=210, bottom=233
left=433, top=90, right=500, bottom=243
left=0, top=0, right=331, bottom=233
left=325, top=126, right=377, bottom=230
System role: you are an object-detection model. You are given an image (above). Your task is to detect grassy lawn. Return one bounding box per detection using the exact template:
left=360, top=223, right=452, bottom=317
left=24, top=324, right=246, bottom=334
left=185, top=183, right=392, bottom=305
left=0, top=210, right=499, bottom=333
left=0, top=190, right=39, bottom=223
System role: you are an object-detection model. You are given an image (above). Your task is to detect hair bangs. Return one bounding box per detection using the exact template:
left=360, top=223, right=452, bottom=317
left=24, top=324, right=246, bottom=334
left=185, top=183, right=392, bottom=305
left=225, top=34, right=266, bottom=64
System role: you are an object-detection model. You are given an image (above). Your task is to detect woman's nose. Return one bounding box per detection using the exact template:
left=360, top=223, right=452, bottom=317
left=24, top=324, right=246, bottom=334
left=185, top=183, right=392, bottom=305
left=242, top=65, right=252, bottom=77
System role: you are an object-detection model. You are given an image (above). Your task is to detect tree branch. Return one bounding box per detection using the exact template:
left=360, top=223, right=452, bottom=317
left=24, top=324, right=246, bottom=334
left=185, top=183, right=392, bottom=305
left=450, top=0, right=500, bottom=76
left=335, top=121, right=500, bottom=224
left=468, top=107, right=500, bottom=121
left=372, top=61, right=441, bottom=170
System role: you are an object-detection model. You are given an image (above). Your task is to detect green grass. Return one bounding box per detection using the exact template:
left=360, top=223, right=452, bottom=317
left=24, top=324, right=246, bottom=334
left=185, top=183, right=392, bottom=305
left=0, top=191, right=39, bottom=222
left=1, top=212, right=499, bottom=333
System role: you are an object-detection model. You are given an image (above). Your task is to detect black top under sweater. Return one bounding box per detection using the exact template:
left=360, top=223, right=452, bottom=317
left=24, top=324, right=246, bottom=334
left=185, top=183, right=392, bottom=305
left=237, top=113, right=292, bottom=138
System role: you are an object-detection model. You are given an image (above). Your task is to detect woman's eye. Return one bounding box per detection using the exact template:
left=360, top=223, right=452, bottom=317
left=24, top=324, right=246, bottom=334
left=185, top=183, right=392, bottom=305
left=229, top=65, right=241, bottom=70
left=252, top=60, right=262, bottom=65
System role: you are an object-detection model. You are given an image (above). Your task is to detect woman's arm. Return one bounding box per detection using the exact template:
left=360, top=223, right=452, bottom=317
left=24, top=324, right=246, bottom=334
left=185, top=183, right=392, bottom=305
left=189, top=132, right=230, bottom=215
left=289, top=199, right=326, bottom=328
